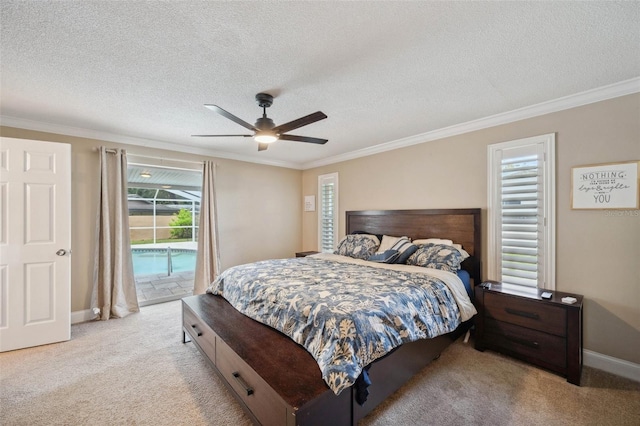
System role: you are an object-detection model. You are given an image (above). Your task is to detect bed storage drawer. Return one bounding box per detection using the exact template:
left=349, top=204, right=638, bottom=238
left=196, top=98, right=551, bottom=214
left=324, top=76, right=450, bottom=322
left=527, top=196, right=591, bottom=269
left=183, top=295, right=350, bottom=426
left=216, top=338, right=287, bottom=426
left=183, top=303, right=216, bottom=363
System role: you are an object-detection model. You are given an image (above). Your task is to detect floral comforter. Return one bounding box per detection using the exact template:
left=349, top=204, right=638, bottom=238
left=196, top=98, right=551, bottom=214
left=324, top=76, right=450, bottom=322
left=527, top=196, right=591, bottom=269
left=207, top=253, right=476, bottom=395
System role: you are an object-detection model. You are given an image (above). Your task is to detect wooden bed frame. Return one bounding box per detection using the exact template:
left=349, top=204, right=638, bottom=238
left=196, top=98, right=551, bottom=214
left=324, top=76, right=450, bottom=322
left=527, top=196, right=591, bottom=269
left=182, top=208, right=481, bottom=425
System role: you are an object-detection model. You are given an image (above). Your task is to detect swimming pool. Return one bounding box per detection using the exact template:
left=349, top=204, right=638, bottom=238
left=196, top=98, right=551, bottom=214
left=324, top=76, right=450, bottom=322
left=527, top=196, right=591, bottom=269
left=132, top=248, right=197, bottom=276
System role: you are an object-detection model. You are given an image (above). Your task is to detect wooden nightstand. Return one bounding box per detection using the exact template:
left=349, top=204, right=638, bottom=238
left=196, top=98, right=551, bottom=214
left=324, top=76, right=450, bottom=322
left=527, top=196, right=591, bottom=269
left=474, top=281, right=583, bottom=385
left=295, top=251, right=319, bottom=257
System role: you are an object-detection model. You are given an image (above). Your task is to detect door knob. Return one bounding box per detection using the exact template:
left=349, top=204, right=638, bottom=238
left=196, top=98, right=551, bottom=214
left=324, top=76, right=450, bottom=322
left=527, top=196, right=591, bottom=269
left=56, top=249, right=67, bottom=256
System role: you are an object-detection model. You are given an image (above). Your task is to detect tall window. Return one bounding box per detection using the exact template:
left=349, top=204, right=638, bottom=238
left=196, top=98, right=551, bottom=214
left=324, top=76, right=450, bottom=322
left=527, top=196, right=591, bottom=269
left=318, top=173, right=339, bottom=253
left=487, top=134, right=555, bottom=290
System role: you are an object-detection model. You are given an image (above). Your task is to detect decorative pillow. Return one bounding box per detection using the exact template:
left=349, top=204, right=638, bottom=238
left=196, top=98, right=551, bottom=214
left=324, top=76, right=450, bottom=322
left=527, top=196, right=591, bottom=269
left=390, top=238, right=418, bottom=264
left=352, top=230, right=384, bottom=243
left=412, top=239, right=470, bottom=260
left=376, top=235, right=408, bottom=254
left=406, top=243, right=464, bottom=273
left=368, top=249, right=401, bottom=264
left=334, top=234, right=380, bottom=260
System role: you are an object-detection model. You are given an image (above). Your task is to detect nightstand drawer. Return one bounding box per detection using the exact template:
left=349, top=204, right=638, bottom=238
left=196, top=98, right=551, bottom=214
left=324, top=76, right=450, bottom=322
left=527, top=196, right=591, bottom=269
left=484, top=292, right=567, bottom=337
left=484, top=319, right=566, bottom=370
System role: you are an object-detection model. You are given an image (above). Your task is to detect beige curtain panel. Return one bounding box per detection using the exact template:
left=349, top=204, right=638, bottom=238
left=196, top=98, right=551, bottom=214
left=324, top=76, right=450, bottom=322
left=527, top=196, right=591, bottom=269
left=194, top=161, right=221, bottom=295
left=91, top=147, right=139, bottom=319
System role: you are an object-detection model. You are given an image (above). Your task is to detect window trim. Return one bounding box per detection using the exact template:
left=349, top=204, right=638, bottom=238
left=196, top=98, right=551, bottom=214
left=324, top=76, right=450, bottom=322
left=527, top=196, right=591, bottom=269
left=317, top=172, right=339, bottom=253
left=487, top=133, right=556, bottom=290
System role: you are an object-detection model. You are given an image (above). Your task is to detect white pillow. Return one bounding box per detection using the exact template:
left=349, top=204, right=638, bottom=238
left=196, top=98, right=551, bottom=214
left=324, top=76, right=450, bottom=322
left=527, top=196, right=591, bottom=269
left=376, top=235, right=408, bottom=254
left=412, top=238, right=454, bottom=246
left=453, top=244, right=471, bottom=260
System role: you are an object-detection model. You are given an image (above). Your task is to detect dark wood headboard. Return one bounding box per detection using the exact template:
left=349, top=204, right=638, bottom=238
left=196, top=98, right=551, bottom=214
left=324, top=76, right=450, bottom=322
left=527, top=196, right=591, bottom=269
left=345, top=209, right=482, bottom=285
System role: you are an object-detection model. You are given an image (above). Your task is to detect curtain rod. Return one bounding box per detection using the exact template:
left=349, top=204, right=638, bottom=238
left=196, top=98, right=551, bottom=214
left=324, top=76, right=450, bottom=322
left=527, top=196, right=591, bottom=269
left=93, top=147, right=206, bottom=167
left=127, top=153, right=204, bottom=166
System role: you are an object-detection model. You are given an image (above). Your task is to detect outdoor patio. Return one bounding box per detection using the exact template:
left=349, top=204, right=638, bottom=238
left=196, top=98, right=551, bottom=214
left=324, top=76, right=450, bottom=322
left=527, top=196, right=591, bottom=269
left=135, top=270, right=194, bottom=306
left=133, top=241, right=197, bottom=306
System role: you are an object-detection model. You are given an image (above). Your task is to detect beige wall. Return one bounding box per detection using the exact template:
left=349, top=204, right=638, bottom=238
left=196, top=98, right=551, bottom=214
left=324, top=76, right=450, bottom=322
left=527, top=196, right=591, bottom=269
left=3, top=94, right=638, bottom=365
left=302, top=94, right=640, bottom=364
left=0, top=126, right=302, bottom=313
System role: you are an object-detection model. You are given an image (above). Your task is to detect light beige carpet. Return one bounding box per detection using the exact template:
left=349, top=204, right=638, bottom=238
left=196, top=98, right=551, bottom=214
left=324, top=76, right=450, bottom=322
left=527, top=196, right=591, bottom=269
left=1, top=300, right=638, bottom=425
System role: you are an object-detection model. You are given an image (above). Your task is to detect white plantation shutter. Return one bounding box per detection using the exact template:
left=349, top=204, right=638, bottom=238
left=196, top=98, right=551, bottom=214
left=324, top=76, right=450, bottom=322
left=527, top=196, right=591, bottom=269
left=488, top=134, right=555, bottom=290
left=500, top=149, right=542, bottom=287
left=318, top=173, right=339, bottom=253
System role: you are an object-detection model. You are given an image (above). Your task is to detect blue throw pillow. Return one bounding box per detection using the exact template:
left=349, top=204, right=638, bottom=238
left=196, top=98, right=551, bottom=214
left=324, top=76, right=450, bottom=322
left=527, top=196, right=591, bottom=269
left=368, top=249, right=401, bottom=264
left=389, top=238, right=418, bottom=264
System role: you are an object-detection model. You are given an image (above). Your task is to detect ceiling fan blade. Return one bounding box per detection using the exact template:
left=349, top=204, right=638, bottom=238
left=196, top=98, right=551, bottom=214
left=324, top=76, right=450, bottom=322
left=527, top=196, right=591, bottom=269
left=191, top=134, right=253, bottom=137
left=257, top=143, right=269, bottom=151
left=279, top=134, right=328, bottom=145
left=272, top=111, right=327, bottom=134
left=204, top=104, right=257, bottom=131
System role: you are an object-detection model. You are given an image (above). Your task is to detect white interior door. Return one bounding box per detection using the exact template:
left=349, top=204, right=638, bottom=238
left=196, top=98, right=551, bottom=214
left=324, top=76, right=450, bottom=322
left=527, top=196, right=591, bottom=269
left=0, top=137, right=71, bottom=352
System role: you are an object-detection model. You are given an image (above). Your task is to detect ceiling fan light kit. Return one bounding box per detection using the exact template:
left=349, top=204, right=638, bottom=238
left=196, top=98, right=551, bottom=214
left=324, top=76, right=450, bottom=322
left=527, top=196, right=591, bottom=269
left=193, top=92, right=328, bottom=151
left=254, top=131, right=278, bottom=144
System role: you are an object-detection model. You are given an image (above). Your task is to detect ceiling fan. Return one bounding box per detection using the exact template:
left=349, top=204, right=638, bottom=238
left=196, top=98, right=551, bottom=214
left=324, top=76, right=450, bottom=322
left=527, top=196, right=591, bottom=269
left=192, top=93, right=328, bottom=151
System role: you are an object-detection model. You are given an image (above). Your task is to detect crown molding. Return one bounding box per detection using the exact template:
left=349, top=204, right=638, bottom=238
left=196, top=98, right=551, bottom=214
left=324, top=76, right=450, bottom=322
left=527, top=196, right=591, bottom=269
left=300, top=77, right=640, bottom=170
left=2, top=77, right=638, bottom=171
left=0, top=115, right=301, bottom=170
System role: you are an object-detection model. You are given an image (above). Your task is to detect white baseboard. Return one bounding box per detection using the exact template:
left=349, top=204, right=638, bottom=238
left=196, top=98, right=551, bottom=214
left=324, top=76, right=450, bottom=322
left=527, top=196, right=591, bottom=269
left=584, top=349, right=640, bottom=382
left=71, top=309, right=97, bottom=324
left=71, top=296, right=184, bottom=323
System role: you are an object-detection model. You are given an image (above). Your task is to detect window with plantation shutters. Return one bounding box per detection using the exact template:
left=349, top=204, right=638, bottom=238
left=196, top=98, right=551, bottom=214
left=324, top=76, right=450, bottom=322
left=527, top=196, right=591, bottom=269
left=488, top=134, right=556, bottom=290
left=500, top=151, right=542, bottom=287
left=318, top=173, right=339, bottom=253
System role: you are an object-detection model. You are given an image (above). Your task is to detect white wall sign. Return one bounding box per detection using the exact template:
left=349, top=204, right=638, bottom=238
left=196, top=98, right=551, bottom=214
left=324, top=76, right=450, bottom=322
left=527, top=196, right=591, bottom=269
left=571, top=161, right=639, bottom=209
left=304, top=195, right=316, bottom=212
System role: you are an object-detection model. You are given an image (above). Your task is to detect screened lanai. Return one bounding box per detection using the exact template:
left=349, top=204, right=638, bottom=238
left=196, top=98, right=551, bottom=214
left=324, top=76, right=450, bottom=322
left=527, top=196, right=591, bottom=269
left=127, top=162, right=202, bottom=306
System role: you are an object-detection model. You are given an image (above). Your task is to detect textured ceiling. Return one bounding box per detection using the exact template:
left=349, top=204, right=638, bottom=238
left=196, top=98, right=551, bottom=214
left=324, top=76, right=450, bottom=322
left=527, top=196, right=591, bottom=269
left=1, top=1, right=639, bottom=169
left=127, top=164, right=202, bottom=191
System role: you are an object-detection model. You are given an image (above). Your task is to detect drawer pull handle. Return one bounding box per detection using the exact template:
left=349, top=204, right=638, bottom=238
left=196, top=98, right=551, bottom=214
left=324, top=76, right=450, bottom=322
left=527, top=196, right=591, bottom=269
left=506, top=335, right=540, bottom=349
left=505, top=308, right=539, bottom=320
left=232, top=371, right=254, bottom=396
left=191, top=324, right=203, bottom=337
